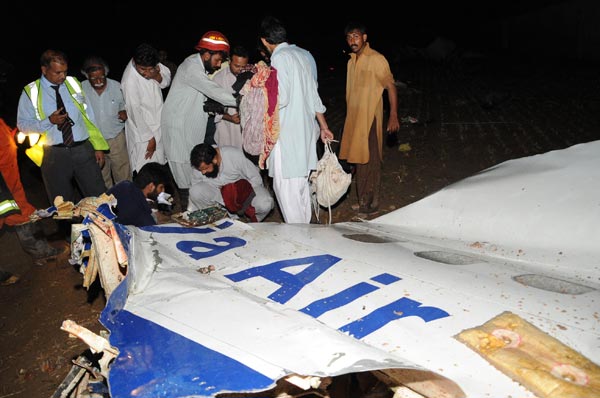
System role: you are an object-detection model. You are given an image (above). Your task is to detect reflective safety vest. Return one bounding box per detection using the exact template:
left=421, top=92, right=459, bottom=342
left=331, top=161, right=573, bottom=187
left=0, top=173, right=20, bottom=219
left=0, top=195, right=20, bottom=218
left=23, top=77, right=109, bottom=166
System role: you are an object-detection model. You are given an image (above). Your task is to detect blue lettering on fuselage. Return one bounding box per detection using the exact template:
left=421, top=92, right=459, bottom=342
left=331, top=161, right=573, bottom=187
left=177, top=237, right=246, bottom=260
left=141, top=220, right=234, bottom=234
left=339, top=297, right=450, bottom=339
left=225, top=254, right=449, bottom=338
left=145, top=221, right=243, bottom=260
left=147, top=225, right=450, bottom=338
left=226, top=255, right=340, bottom=303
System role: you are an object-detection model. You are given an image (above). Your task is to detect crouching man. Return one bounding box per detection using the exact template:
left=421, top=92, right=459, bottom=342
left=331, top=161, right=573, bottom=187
left=107, top=162, right=171, bottom=227
left=189, top=143, right=274, bottom=221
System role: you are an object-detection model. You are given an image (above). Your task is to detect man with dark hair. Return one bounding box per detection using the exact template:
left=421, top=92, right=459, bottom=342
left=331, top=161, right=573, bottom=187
left=189, top=143, right=274, bottom=222
left=339, top=22, right=399, bottom=215
left=17, top=49, right=108, bottom=204
left=258, top=16, right=334, bottom=223
left=107, top=162, right=170, bottom=226
left=121, top=43, right=171, bottom=175
left=212, top=45, right=250, bottom=149
left=161, top=31, right=238, bottom=211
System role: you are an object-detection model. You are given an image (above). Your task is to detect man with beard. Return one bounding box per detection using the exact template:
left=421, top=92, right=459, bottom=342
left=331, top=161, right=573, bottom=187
left=161, top=31, right=238, bottom=212
left=106, top=162, right=171, bottom=226
left=189, top=144, right=274, bottom=222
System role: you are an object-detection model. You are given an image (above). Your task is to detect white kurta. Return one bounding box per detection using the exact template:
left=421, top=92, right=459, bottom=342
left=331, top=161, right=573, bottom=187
left=161, top=54, right=237, bottom=189
left=268, top=43, right=326, bottom=179
left=212, top=67, right=243, bottom=149
left=121, top=60, right=171, bottom=173
left=268, top=43, right=327, bottom=223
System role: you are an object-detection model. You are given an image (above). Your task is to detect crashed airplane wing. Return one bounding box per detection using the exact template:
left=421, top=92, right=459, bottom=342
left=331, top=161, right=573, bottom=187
left=66, top=140, right=600, bottom=398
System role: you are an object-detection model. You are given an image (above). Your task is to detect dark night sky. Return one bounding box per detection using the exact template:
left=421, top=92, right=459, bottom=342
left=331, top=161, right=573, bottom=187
left=4, top=1, right=568, bottom=75
left=0, top=0, right=584, bottom=123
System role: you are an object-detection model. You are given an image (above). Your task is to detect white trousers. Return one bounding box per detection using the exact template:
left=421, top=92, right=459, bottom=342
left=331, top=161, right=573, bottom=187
left=271, top=143, right=311, bottom=223
left=168, top=161, right=194, bottom=190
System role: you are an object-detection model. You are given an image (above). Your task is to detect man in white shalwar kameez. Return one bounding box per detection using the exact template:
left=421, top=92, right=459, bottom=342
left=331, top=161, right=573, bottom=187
left=121, top=43, right=171, bottom=174
left=161, top=31, right=237, bottom=208
left=212, top=46, right=250, bottom=149
left=259, top=17, right=334, bottom=223
left=189, top=143, right=274, bottom=221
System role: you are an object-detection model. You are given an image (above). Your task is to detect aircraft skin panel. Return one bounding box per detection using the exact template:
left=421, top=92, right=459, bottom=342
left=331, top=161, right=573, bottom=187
left=88, top=141, right=599, bottom=398
left=99, top=258, right=276, bottom=397
left=104, top=308, right=275, bottom=397
left=99, top=218, right=598, bottom=398
left=373, top=140, right=600, bottom=274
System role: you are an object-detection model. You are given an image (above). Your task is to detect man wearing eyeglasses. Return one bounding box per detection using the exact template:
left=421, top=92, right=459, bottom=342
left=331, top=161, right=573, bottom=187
left=81, top=56, right=131, bottom=189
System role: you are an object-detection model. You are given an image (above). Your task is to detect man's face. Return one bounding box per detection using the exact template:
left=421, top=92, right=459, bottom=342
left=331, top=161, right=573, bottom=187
left=42, top=61, right=68, bottom=85
left=203, top=53, right=225, bottom=75
left=88, top=68, right=107, bottom=90
left=229, top=55, right=249, bottom=76
left=134, top=63, right=158, bottom=80
left=346, top=29, right=367, bottom=54
left=198, top=159, right=219, bottom=179
left=146, top=183, right=165, bottom=202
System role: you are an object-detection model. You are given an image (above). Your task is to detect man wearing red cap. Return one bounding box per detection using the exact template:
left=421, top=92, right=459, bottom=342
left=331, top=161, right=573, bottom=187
left=161, top=31, right=238, bottom=211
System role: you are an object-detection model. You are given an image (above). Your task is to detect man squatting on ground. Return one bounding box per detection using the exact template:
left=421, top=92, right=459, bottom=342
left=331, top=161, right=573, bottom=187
left=189, top=143, right=274, bottom=222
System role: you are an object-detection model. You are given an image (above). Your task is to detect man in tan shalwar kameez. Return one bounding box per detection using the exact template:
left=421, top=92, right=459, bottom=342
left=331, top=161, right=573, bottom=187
left=339, top=22, right=400, bottom=215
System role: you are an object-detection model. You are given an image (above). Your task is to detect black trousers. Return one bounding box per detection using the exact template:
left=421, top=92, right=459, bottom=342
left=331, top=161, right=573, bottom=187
left=40, top=140, right=106, bottom=204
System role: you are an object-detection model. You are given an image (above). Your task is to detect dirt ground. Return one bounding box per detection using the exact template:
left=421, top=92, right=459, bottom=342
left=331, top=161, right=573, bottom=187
left=1, top=56, right=599, bottom=397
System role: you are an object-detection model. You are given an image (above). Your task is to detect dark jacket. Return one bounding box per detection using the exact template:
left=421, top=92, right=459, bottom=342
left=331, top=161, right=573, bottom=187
left=107, top=181, right=156, bottom=227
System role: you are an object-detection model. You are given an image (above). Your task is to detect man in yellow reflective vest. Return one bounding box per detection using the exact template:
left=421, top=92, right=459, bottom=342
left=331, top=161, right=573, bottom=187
left=17, top=49, right=108, bottom=205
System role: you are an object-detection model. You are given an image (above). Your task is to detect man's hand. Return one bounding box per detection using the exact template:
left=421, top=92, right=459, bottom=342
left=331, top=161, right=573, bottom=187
left=145, top=137, right=156, bottom=159
left=149, top=66, right=163, bottom=83
left=320, top=128, right=334, bottom=143
left=386, top=114, right=400, bottom=133
left=49, top=108, right=70, bottom=126
left=95, top=150, right=105, bottom=168
left=223, top=113, right=240, bottom=124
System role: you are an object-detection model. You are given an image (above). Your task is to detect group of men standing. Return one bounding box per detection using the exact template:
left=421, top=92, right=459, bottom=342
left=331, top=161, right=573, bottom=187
left=14, top=16, right=399, bottom=227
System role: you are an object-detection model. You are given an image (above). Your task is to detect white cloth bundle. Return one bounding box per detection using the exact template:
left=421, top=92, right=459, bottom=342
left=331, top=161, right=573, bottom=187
left=309, top=141, right=352, bottom=224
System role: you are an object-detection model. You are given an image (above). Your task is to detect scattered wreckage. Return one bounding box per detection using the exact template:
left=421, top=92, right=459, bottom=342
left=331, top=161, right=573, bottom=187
left=54, top=141, right=600, bottom=398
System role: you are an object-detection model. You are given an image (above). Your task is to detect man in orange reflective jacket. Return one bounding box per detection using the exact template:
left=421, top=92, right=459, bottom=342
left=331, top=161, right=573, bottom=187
left=0, top=118, right=67, bottom=285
